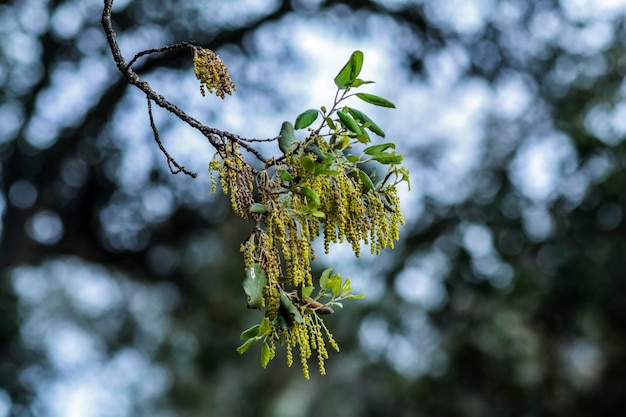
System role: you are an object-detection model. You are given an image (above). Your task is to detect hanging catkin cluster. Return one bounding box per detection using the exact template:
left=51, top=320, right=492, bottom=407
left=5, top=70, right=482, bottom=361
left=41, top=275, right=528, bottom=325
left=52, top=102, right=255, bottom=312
left=193, top=47, right=236, bottom=99
left=204, top=50, right=409, bottom=378
left=210, top=130, right=405, bottom=377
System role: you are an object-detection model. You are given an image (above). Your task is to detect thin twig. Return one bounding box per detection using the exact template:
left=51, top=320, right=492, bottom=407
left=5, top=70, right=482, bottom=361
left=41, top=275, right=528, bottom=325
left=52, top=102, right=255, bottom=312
left=147, top=98, right=198, bottom=178
left=242, top=137, right=279, bottom=143
left=127, top=41, right=198, bottom=69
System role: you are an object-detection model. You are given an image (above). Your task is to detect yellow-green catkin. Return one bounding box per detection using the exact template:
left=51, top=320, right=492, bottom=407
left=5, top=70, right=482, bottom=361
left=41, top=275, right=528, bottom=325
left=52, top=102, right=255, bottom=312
left=208, top=145, right=254, bottom=219
left=193, top=48, right=236, bottom=99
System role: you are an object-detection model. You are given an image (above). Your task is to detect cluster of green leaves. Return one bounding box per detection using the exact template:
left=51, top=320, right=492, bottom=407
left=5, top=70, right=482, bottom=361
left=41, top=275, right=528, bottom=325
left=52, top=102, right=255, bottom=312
left=301, top=267, right=365, bottom=313
left=278, top=50, right=410, bottom=205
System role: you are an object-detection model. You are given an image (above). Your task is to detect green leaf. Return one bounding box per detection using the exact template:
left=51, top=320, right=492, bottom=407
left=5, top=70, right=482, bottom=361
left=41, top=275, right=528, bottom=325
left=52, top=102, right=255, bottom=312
left=346, top=154, right=360, bottom=163
left=370, top=152, right=404, bottom=165
left=236, top=338, right=255, bottom=354
left=328, top=274, right=342, bottom=296
left=334, top=136, right=351, bottom=150
left=337, top=110, right=362, bottom=135
left=350, top=79, right=375, bottom=88
left=357, top=169, right=376, bottom=192
left=320, top=269, right=342, bottom=296
left=258, top=316, right=271, bottom=336
left=356, top=130, right=370, bottom=144
left=346, top=294, right=366, bottom=299
left=279, top=289, right=304, bottom=324
left=249, top=203, right=268, bottom=214
left=395, top=166, right=411, bottom=190
left=310, top=210, right=326, bottom=218
left=304, top=144, right=326, bottom=161
left=240, top=324, right=261, bottom=339
left=279, top=121, right=298, bottom=154
left=261, top=341, right=272, bottom=368
left=299, top=155, right=316, bottom=174
left=346, top=107, right=385, bottom=137
left=300, top=186, right=321, bottom=207
left=334, top=50, right=364, bottom=89
left=243, top=263, right=267, bottom=309
left=295, top=109, right=319, bottom=129
left=364, top=143, right=396, bottom=155
left=356, top=93, right=396, bottom=108
left=302, top=286, right=315, bottom=298
left=342, top=277, right=352, bottom=295
left=325, top=117, right=336, bottom=130
left=319, top=267, right=333, bottom=290
left=279, top=169, right=293, bottom=182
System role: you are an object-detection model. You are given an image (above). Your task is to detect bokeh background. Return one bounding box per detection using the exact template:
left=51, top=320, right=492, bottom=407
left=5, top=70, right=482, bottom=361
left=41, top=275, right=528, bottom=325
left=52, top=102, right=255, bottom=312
left=2, top=0, right=626, bottom=416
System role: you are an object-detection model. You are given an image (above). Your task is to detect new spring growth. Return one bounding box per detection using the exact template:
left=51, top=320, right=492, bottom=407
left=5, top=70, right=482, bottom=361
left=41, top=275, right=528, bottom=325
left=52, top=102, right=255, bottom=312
left=193, top=47, right=236, bottom=99
left=208, top=50, right=408, bottom=378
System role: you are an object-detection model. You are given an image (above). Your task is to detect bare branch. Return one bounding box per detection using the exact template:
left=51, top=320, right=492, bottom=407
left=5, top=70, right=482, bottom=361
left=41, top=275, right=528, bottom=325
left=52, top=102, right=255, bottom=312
left=101, top=0, right=272, bottom=175
left=127, top=41, right=199, bottom=69
left=147, top=98, right=198, bottom=178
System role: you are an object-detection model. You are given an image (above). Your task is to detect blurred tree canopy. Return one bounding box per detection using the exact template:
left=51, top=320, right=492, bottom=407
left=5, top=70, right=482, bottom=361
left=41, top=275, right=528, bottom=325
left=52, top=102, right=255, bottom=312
left=2, top=0, right=626, bottom=416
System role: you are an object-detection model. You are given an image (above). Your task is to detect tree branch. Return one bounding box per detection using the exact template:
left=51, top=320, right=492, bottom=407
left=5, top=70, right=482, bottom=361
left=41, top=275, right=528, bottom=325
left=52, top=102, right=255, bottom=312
left=147, top=98, right=198, bottom=178
left=101, top=0, right=272, bottom=173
